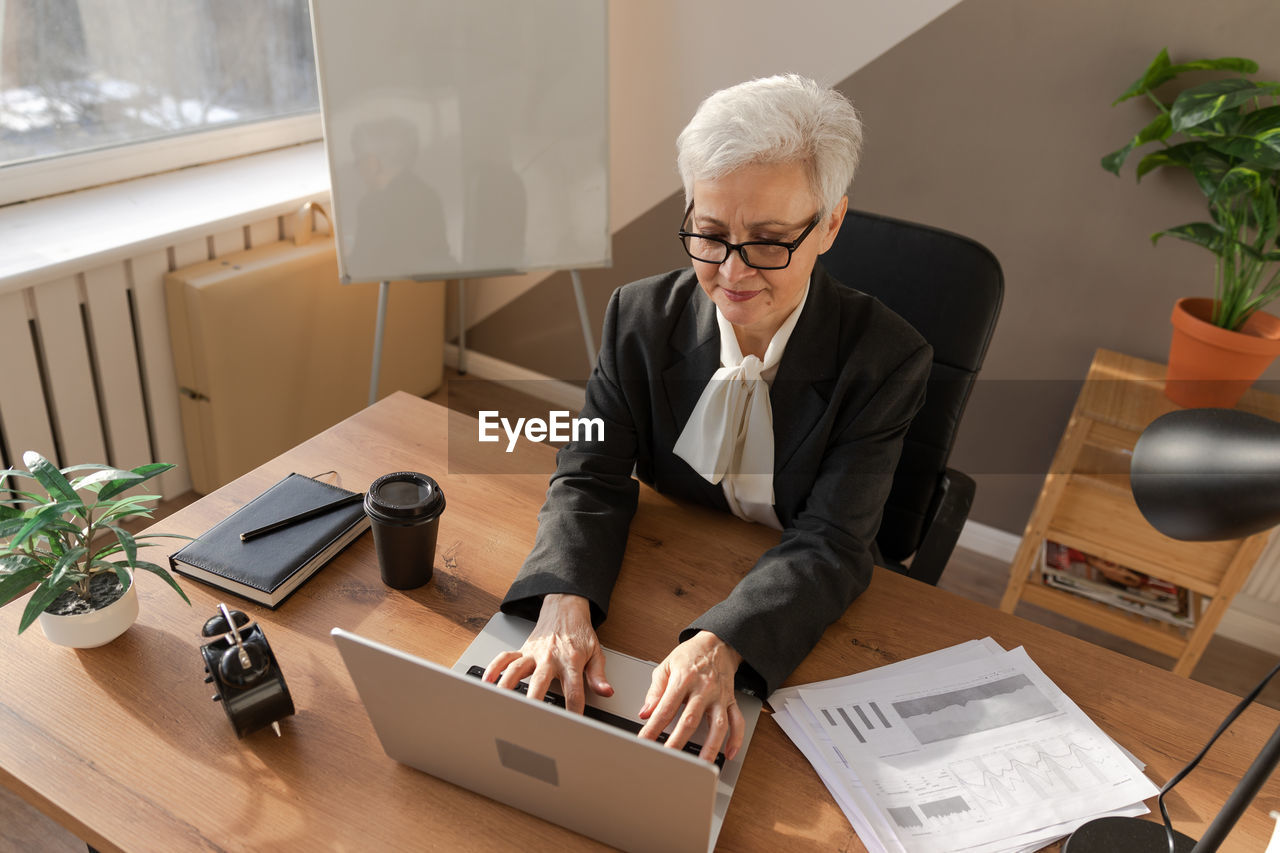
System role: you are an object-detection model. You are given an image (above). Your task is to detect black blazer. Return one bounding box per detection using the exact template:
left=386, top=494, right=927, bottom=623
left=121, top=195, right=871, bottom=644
left=501, top=264, right=931, bottom=695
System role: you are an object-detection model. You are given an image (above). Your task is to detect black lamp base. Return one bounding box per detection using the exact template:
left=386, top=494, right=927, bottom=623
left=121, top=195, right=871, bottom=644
left=1062, top=816, right=1197, bottom=852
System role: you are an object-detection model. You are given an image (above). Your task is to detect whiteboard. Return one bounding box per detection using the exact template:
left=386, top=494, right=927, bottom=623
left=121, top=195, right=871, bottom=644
left=308, top=0, right=610, bottom=284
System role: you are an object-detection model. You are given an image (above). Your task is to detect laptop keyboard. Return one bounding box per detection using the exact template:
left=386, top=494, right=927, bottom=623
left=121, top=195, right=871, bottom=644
left=465, top=666, right=724, bottom=768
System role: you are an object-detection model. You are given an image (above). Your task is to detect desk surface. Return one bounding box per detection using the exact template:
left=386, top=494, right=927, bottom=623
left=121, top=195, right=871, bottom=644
left=2, top=392, right=1278, bottom=852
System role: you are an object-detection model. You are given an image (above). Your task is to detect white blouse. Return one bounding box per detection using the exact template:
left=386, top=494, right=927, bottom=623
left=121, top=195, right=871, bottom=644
left=673, top=281, right=811, bottom=529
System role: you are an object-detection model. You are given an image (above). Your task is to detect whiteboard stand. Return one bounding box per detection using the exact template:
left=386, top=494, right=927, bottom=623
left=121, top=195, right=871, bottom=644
left=368, top=280, right=391, bottom=406
left=457, top=279, right=468, bottom=376
left=571, top=270, right=596, bottom=370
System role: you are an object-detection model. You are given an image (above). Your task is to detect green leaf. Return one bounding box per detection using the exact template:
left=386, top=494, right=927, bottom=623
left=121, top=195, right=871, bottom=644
left=1101, top=141, right=1135, bottom=175
left=1113, top=48, right=1172, bottom=104
left=0, top=517, right=27, bottom=538
left=97, top=463, right=173, bottom=501
left=22, top=451, right=83, bottom=514
left=1171, top=80, right=1280, bottom=132
left=96, top=509, right=155, bottom=528
left=90, top=543, right=126, bottom=560
left=70, top=468, right=140, bottom=493
left=1213, top=166, right=1264, bottom=205
left=18, top=575, right=80, bottom=634
left=1113, top=53, right=1260, bottom=105
left=1168, top=57, right=1259, bottom=76
left=1103, top=114, right=1174, bottom=175
left=1190, top=149, right=1236, bottom=198
left=40, top=517, right=83, bottom=538
left=1134, top=141, right=1204, bottom=180
left=1152, top=222, right=1272, bottom=266
left=0, top=491, right=46, bottom=506
left=1136, top=112, right=1173, bottom=146
left=0, top=564, right=48, bottom=608
left=0, top=468, right=37, bottom=483
left=1251, top=185, right=1279, bottom=244
left=131, top=560, right=191, bottom=606
left=0, top=554, right=41, bottom=572
left=51, top=547, right=87, bottom=575
left=106, top=525, right=137, bottom=566
left=10, top=502, right=82, bottom=550
left=1206, top=136, right=1280, bottom=170
left=94, top=495, right=162, bottom=524
left=1239, top=105, right=1280, bottom=137
left=1152, top=222, right=1227, bottom=252
left=24, top=498, right=85, bottom=518
left=0, top=503, right=22, bottom=521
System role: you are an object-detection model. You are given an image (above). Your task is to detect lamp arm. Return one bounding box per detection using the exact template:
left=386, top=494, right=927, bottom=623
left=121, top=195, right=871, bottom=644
left=1190, top=723, right=1280, bottom=852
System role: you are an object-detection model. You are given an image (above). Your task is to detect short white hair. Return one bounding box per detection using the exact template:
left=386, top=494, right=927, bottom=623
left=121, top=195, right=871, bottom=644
left=676, top=74, right=863, bottom=216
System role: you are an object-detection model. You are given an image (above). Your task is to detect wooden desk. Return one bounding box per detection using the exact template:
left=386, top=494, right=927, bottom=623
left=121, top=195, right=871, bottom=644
left=2, top=393, right=1278, bottom=852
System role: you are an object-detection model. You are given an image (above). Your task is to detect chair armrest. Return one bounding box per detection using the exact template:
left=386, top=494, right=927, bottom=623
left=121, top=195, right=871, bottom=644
left=905, top=468, right=976, bottom=586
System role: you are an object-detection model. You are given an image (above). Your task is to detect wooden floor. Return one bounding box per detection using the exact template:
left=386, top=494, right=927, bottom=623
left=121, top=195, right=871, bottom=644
left=937, top=545, right=1280, bottom=711
left=6, top=369, right=1277, bottom=850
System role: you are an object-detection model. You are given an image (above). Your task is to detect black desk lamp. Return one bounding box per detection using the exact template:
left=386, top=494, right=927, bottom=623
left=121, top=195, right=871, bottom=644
left=1063, top=408, right=1280, bottom=853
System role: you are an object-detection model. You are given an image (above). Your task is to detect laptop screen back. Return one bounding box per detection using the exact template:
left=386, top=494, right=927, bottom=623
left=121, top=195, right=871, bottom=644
left=332, top=628, right=720, bottom=853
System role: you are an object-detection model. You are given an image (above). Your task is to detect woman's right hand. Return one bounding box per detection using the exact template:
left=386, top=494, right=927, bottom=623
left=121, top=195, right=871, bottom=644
left=481, top=593, right=613, bottom=713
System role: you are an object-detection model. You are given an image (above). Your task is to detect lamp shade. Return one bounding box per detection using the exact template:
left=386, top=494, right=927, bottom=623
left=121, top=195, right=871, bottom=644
left=1131, top=408, right=1280, bottom=541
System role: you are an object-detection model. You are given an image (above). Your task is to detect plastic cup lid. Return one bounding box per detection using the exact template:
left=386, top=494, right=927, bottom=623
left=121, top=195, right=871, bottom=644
left=365, top=471, right=445, bottom=520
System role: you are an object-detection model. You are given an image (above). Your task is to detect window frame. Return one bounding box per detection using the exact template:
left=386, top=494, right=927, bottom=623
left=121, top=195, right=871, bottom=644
left=0, top=112, right=322, bottom=208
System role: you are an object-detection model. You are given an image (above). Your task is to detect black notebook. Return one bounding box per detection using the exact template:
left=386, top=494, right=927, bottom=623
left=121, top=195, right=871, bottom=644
left=170, top=473, right=370, bottom=607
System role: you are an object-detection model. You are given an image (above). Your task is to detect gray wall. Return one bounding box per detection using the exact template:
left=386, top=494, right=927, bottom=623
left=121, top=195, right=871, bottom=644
left=467, top=0, right=1280, bottom=535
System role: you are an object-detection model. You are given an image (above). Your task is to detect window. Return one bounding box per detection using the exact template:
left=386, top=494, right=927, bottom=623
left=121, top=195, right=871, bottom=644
left=0, top=0, right=321, bottom=204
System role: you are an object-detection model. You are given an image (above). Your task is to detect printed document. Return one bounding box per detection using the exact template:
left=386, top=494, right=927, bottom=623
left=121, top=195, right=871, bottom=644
left=774, top=642, right=1158, bottom=853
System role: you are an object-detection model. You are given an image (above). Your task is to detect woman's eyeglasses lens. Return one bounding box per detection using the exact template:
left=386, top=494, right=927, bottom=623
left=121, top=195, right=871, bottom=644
left=680, top=235, right=792, bottom=270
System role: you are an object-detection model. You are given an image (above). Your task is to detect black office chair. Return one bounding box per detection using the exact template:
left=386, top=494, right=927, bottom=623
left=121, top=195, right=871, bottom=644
left=819, top=209, right=1003, bottom=586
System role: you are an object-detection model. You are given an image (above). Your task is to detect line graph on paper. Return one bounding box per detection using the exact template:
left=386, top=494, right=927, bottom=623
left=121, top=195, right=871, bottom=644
left=949, top=734, right=1115, bottom=811
left=892, top=674, right=1056, bottom=744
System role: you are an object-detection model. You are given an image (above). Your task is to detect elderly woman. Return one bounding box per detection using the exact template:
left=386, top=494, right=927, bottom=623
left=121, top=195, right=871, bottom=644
left=483, top=74, right=931, bottom=763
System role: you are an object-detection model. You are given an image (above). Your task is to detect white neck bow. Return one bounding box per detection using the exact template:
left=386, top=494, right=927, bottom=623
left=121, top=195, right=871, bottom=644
left=673, top=283, right=809, bottom=529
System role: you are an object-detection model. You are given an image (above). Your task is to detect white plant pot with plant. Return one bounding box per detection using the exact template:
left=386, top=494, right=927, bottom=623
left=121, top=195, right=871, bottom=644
left=36, top=568, right=140, bottom=648
left=1, top=451, right=190, bottom=648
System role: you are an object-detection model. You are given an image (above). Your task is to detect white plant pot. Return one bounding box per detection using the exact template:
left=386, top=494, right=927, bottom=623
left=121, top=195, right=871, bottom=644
left=37, top=572, right=139, bottom=648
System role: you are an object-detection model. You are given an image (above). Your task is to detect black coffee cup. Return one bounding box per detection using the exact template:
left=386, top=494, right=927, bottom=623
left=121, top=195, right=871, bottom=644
left=364, top=472, right=446, bottom=589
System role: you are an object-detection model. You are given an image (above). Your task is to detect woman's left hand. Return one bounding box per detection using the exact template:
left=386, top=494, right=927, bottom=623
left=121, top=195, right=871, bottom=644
left=637, top=630, right=746, bottom=763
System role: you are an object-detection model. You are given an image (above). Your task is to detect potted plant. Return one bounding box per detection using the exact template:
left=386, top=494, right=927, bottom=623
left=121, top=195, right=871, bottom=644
left=1103, top=47, right=1280, bottom=407
left=0, top=451, right=190, bottom=647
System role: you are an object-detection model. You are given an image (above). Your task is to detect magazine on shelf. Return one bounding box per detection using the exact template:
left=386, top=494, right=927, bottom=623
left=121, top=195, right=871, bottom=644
left=1040, top=540, right=1195, bottom=629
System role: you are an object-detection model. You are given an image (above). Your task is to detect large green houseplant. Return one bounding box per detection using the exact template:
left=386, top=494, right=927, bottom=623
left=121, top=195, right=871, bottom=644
left=0, top=452, right=190, bottom=646
left=1103, top=48, right=1280, bottom=406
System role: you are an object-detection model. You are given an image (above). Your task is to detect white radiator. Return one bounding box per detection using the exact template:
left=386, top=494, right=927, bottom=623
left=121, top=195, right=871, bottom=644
left=0, top=213, right=303, bottom=500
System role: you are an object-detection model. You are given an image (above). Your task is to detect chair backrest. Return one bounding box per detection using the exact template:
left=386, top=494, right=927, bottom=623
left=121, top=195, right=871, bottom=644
left=818, top=209, right=1003, bottom=563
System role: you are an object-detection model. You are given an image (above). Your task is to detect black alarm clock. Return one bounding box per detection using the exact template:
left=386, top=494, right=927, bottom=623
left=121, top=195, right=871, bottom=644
left=199, top=603, right=295, bottom=737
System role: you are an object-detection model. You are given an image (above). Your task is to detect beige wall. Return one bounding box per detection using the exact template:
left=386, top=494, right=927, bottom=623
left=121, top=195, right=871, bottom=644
left=448, top=0, right=964, bottom=338
left=469, top=0, right=1280, bottom=535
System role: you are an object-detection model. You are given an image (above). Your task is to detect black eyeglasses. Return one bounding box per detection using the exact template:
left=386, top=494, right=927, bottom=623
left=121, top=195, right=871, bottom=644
left=677, top=200, right=821, bottom=270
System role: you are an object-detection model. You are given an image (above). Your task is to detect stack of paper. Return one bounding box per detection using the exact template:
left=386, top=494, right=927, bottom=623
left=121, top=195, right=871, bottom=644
left=772, top=640, right=1159, bottom=853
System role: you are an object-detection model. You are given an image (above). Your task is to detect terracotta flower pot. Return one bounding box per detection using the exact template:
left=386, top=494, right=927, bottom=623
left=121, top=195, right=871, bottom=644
left=1165, top=298, right=1280, bottom=408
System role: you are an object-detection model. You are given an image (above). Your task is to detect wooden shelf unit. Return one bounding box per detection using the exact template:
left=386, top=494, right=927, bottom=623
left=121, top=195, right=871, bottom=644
left=999, top=348, right=1280, bottom=676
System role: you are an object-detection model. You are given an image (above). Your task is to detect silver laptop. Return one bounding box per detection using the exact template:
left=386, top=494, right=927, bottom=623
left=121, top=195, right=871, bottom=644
left=332, top=614, right=762, bottom=853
